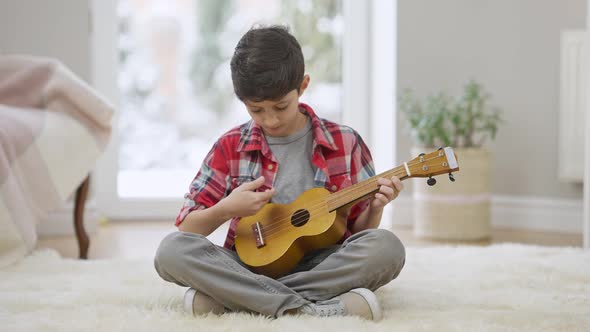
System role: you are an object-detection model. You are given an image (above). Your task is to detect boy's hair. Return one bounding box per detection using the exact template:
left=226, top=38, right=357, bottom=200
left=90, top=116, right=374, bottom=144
left=230, top=25, right=305, bottom=102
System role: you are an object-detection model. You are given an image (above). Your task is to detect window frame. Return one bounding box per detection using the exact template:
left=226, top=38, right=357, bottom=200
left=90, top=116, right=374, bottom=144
left=90, top=0, right=397, bottom=225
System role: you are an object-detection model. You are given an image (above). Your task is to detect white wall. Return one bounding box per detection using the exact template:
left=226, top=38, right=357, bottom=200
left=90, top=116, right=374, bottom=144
left=0, top=0, right=91, bottom=80
left=585, top=0, right=590, bottom=248
left=394, top=0, right=588, bottom=235
left=398, top=0, right=586, bottom=200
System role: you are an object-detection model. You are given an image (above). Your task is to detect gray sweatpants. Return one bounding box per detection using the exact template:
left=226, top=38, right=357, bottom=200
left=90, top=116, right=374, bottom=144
left=154, top=228, right=405, bottom=318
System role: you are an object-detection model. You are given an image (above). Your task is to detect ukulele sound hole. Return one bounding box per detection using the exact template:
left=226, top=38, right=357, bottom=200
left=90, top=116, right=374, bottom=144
left=291, top=209, right=310, bottom=227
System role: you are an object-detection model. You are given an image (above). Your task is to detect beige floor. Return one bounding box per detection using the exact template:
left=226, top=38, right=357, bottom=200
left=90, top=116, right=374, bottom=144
left=36, top=220, right=584, bottom=260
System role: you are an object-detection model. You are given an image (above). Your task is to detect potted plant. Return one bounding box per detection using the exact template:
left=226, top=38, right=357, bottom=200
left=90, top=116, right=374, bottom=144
left=398, top=80, right=503, bottom=240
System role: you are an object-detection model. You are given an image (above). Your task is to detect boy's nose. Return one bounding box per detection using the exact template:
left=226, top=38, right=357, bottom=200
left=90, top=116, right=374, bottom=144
left=264, top=117, right=280, bottom=128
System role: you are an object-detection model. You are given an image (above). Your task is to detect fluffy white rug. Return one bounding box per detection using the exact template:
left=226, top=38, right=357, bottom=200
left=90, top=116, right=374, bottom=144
left=1, top=244, right=589, bottom=332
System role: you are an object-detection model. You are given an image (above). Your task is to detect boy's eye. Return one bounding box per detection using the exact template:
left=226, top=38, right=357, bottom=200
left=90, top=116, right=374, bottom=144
left=275, top=106, right=288, bottom=111
left=250, top=108, right=263, bottom=113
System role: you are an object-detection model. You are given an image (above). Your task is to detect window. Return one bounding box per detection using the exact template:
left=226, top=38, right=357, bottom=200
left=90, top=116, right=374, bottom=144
left=91, top=0, right=396, bottom=223
left=117, top=0, right=344, bottom=198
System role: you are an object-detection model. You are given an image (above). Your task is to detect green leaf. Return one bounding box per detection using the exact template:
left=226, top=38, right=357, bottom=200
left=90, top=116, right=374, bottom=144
left=398, top=80, right=503, bottom=148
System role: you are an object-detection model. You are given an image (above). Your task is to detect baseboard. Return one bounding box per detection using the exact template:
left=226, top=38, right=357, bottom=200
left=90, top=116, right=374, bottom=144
left=38, top=200, right=99, bottom=236
left=39, top=195, right=582, bottom=236
left=391, top=194, right=583, bottom=234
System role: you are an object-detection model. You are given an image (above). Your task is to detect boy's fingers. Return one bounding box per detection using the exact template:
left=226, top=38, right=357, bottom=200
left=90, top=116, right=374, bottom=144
left=255, top=188, right=275, bottom=202
left=391, top=176, right=403, bottom=192
left=263, top=188, right=275, bottom=200
left=380, top=185, right=395, bottom=197
left=238, top=176, right=265, bottom=191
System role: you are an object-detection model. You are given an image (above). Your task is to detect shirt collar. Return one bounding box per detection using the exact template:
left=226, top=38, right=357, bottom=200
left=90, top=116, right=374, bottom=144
left=236, top=102, right=339, bottom=152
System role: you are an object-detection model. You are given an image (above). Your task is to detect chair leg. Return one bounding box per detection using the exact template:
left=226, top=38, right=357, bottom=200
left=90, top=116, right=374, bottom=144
left=74, top=175, right=91, bottom=259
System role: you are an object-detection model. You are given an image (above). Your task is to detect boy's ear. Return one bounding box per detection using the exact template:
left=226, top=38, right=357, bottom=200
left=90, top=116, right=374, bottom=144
left=299, top=75, right=310, bottom=96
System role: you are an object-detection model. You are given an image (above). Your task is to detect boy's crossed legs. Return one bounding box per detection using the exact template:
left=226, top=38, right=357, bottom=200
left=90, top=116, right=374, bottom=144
left=154, top=228, right=405, bottom=319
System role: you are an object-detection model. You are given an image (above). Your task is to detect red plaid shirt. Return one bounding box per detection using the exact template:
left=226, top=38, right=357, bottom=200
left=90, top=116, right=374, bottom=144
left=176, top=103, right=375, bottom=250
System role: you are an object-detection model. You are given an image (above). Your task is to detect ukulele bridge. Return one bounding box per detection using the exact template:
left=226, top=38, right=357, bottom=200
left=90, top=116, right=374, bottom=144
left=252, top=221, right=265, bottom=248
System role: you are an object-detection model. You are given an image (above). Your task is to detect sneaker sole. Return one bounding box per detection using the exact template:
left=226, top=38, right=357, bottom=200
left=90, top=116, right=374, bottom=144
left=349, top=288, right=383, bottom=321
left=184, top=288, right=197, bottom=315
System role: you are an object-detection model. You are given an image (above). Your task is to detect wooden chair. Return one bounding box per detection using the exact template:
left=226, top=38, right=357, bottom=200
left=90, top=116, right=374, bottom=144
left=73, top=175, right=91, bottom=259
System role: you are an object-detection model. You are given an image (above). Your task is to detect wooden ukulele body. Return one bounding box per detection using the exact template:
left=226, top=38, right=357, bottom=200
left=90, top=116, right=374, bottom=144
left=234, top=187, right=349, bottom=278
left=234, top=147, right=460, bottom=278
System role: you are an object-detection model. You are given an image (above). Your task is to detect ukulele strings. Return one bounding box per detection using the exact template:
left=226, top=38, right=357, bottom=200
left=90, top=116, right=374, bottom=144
left=255, top=154, right=446, bottom=240
left=259, top=167, right=406, bottom=240
left=263, top=156, right=448, bottom=238
left=257, top=154, right=445, bottom=239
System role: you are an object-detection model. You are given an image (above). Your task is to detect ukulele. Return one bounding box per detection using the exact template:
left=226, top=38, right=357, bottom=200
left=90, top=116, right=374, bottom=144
left=234, top=147, right=460, bottom=278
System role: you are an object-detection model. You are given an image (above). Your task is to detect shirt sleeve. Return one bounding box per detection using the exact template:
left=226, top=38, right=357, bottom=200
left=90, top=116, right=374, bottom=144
left=347, top=131, right=376, bottom=228
left=175, top=140, right=231, bottom=226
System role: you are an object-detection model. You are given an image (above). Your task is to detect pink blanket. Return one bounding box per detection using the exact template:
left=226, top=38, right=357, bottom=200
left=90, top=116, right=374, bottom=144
left=0, top=55, right=113, bottom=267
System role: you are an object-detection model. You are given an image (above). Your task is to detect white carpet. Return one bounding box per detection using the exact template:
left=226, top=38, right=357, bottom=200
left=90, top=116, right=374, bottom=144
left=1, top=244, right=589, bottom=332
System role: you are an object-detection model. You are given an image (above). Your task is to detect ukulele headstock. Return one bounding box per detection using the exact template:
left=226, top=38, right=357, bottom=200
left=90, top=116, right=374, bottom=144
left=406, top=147, right=459, bottom=186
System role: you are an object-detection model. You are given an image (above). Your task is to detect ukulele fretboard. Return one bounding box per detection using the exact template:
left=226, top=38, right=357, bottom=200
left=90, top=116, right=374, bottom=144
left=325, top=165, right=408, bottom=211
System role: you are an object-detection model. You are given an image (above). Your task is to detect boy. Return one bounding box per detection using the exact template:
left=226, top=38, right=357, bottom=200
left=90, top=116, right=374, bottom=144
left=154, top=25, right=405, bottom=321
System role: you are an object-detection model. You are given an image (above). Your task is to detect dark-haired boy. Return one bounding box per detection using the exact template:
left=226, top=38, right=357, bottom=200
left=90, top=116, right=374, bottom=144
left=154, top=25, right=405, bottom=321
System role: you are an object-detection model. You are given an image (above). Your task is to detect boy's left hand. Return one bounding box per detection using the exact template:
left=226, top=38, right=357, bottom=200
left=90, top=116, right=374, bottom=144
left=371, top=176, right=403, bottom=210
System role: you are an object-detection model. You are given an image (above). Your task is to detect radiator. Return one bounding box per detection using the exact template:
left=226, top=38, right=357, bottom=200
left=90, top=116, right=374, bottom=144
left=559, top=30, right=586, bottom=182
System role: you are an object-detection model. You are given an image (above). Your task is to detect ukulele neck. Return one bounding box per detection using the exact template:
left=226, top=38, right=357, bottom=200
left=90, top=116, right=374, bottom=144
left=325, top=165, right=408, bottom=211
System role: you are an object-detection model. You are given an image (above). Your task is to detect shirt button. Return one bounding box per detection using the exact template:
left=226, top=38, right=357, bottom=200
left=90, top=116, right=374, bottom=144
left=268, top=164, right=274, bottom=170
left=331, top=185, right=338, bottom=191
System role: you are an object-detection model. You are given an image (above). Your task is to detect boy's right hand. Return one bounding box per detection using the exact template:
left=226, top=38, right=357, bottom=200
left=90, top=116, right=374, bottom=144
left=221, top=176, right=275, bottom=218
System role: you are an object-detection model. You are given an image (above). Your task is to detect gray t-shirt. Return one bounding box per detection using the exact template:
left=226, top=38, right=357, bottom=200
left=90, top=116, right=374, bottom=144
left=265, top=118, right=316, bottom=204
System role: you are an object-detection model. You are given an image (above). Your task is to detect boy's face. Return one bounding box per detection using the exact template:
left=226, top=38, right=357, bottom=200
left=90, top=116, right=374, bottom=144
left=244, top=75, right=310, bottom=137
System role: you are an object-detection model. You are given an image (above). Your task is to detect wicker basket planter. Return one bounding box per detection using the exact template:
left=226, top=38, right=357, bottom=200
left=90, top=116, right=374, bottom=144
left=412, top=147, right=491, bottom=240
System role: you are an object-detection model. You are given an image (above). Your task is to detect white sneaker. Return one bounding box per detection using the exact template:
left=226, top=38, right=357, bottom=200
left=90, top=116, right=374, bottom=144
left=183, top=288, right=225, bottom=316
left=299, top=288, right=382, bottom=321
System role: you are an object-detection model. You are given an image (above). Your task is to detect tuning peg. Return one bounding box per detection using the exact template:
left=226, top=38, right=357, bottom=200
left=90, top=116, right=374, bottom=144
left=418, top=152, right=425, bottom=157
left=438, top=146, right=444, bottom=150
left=427, top=177, right=437, bottom=186
left=449, top=173, right=455, bottom=182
